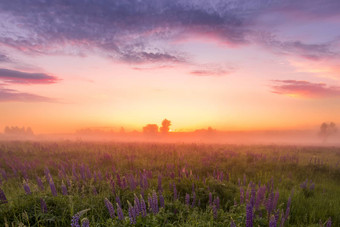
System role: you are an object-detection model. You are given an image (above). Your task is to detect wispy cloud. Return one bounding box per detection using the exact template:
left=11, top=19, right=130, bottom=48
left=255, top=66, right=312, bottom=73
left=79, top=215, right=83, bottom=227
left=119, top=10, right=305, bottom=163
left=0, top=68, right=59, bottom=84
left=0, top=0, right=339, bottom=64
left=271, top=80, right=340, bottom=98
left=0, top=86, right=56, bottom=102
left=0, top=52, right=10, bottom=62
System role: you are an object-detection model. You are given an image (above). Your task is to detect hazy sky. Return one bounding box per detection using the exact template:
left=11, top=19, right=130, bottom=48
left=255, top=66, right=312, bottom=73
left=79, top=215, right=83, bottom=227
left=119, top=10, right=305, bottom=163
left=0, top=0, right=340, bottom=133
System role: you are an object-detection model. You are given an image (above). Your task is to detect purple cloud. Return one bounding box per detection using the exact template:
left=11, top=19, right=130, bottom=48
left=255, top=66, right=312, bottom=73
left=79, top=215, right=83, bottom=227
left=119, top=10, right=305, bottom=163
left=0, top=53, right=10, bottom=62
left=0, top=0, right=339, bottom=64
left=0, top=68, right=59, bottom=84
left=0, top=86, right=55, bottom=102
left=271, top=80, right=340, bottom=98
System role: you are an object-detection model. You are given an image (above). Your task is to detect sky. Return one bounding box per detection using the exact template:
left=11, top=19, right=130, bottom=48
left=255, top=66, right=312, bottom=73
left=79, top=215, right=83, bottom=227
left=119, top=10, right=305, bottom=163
left=0, top=0, right=340, bottom=134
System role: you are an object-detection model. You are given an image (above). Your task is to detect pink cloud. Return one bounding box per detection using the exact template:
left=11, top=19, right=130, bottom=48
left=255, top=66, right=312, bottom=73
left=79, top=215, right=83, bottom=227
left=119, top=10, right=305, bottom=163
left=271, top=80, right=340, bottom=98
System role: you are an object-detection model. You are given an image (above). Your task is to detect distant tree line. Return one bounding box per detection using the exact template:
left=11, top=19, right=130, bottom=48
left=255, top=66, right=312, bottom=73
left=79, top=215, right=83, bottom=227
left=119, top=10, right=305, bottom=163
left=143, top=119, right=171, bottom=136
left=4, top=126, right=34, bottom=136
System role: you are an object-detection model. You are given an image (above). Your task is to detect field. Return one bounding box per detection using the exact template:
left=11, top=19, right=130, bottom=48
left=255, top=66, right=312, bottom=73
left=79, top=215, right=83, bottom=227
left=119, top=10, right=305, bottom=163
left=0, top=142, right=339, bottom=226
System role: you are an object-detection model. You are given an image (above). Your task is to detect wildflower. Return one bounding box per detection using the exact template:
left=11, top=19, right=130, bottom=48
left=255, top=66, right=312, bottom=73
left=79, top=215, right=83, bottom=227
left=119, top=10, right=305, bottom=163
left=128, top=202, right=136, bottom=225
left=0, top=187, right=8, bottom=204
left=71, top=214, right=80, bottom=227
left=140, top=195, right=147, bottom=216
left=117, top=203, right=124, bottom=220
left=326, top=217, right=332, bottom=227
left=212, top=204, right=218, bottom=219
left=230, top=220, right=237, bottom=227
left=61, top=182, right=68, bottom=195
left=36, top=176, right=44, bottom=191
left=185, top=193, right=190, bottom=206
left=191, top=191, right=196, bottom=207
left=49, top=176, right=57, bottom=196
left=81, top=218, right=89, bottom=227
left=269, top=215, right=277, bottom=227
left=159, top=193, right=165, bottom=208
left=115, top=195, right=122, bottom=208
left=246, top=203, right=253, bottom=227
left=40, top=198, right=48, bottom=213
left=24, top=182, right=31, bottom=195
left=208, top=192, right=213, bottom=206
left=104, top=198, right=115, bottom=218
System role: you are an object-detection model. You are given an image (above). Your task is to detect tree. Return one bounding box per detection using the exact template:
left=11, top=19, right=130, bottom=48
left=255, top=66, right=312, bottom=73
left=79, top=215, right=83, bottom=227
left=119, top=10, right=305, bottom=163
left=319, top=122, right=337, bottom=142
left=160, top=119, right=171, bottom=134
left=143, top=124, right=158, bottom=135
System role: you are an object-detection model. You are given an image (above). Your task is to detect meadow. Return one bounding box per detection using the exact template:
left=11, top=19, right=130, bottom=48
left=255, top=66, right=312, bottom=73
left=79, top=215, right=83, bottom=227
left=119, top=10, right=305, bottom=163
left=0, top=141, right=339, bottom=226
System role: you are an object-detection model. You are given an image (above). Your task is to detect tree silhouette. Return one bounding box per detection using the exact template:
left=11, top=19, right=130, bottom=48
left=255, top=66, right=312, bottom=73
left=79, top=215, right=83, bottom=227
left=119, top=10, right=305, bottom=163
left=160, top=119, right=171, bottom=134
left=143, top=124, right=158, bottom=135
left=319, top=122, right=337, bottom=142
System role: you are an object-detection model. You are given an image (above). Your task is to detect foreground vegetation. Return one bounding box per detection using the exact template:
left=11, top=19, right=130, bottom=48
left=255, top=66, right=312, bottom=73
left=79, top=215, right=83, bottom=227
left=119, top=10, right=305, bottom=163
left=0, top=141, right=339, bottom=226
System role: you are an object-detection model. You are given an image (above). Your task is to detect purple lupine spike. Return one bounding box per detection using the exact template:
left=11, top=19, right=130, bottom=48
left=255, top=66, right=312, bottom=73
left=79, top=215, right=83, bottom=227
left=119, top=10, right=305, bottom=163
left=310, top=183, right=315, bottom=190
left=214, top=196, right=220, bottom=210
left=246, top=203, right=253, bottom=227
left=173, top=183, right=178, bottom=200
left=185, top=193, right=190, bottom=206
left=44, top=167, right=51, bottom=182
left=240, top=187, right=245, bottom=204
left=159, top=193, right=165, bottom=208
left=250, top=184, right=256, bottom=207
left=134, top=195, right=140, bottom=216
left=266, top=192, right=274, bottom=216
left=269, top=215, right=277, bottom=227
left=152, top=191, right=159, bottom=213
left=48, top=175, right=57, bottom=196
left=230, top=220, right=237, bottom=227
left=326, top=217, right=332, bottom=227
left=116, top=174, right=121, bottom=187
left=104, top=198, right=115, bottom=218
left=116, top=203, right=124, bottom=220
left=40, top=198, right=48, bottom=213
left=24, top=182, right=31, bottom=195
left=212, top=204, right=217, bottom=219
left=81, top=218, right=89, bottom=227
left=61, top=183, right=68, bottom=195
left=0, top=187, right=8, bottom=204
left=92, top=187, right=97, bottom=195
left=158, top=175, right=163, bottom=192
left=273, top=190, right=279, bottom=210
left=115, top=195, right=121, bottom=208
left=191, top=192, right=196, bottom=207
left=36, top=176, right=44, bottom=191
left=128, top=202, right=136, bottom=225
left=71, top=214, right=80, bottom=227
left=208, top=192, right=213, bottom=206
left=140, top=195, right=147, bottom=216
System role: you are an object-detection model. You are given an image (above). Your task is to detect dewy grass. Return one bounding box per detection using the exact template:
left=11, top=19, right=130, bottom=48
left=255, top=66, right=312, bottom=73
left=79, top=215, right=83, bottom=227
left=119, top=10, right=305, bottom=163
left=0, top=141, right=339, bottom=226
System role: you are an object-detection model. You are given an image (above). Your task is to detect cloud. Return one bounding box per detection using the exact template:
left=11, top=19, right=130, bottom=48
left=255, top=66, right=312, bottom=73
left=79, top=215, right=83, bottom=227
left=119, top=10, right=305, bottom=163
left=0, top=86, right=56, bottom=102
left=190, top=69, right=232, bottom=77
left=0, top=68, right=59, bottom=84
left=0, top=0, right=339, bottom=64
left=258, top=33, right=339, bottom=60
left=271, top=80, right=340, bottom=98
left=0, top=53, right=10, bottom=62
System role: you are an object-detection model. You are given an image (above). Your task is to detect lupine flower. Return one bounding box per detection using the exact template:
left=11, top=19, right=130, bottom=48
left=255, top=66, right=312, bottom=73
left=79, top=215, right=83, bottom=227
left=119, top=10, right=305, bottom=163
left=246, top=203, right=253, bottom=227
left=326, top=217, right=332, bottom=227
left=104, top=198, right=115, bottom=218
left=208, top=192, right=213, bottom=206
left=61, top=183, right=68, bottom=195
left=37, top=176, right=44, bottom=191
left=117, top=203, right=124, bottom=220
left=92, top=187, right=97, bottom=195
left=273, top=190, right=279, bottom=211
left=152, top=191, right=159, bottom=213
left=185, top=193, right=190, bottom=206
left=212, top=204, right=217, bottom=219
left=269, top=215, right=277, bottom=227
left=40, top=198, right=48, bottom=213
left=115, top=195, right=122, bottom=208
left=0, top=187, right=8, bottom=204
left=173, top=183, right=178, bottom=200
left=134, top=195, right=140, bottom=216
left=71, top=214, right=80, bottom=227
left=230, top=220, right=237, bottom=227
left=310, top=183, right=315, bottom=190
left=81, top=218, right=89, bottom=227
left=159, top=193, right=165, bottom=208
left=191, top=191, right=196, bottom=207
left=250, top=183, right=256, bottom=207
left=24, top=182, right=31, bottom=195
left=214, top=196, right=220, bottom=210
left=158, top=175, right=163, bottom=192
left=49, top=176, right=57, bottom=196
left=140, top=195, right=147, bottom=216
left=128, top=202, right=136, bottom=225
left=240, top=187, right=245, bottom=204
left=266, top=192, right=274, bottom=216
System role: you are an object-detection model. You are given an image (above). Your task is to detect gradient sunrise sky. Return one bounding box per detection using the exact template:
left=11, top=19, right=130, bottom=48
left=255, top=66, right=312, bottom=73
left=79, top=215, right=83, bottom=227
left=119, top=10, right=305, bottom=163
left=0, top=0, right=340, bottom=134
